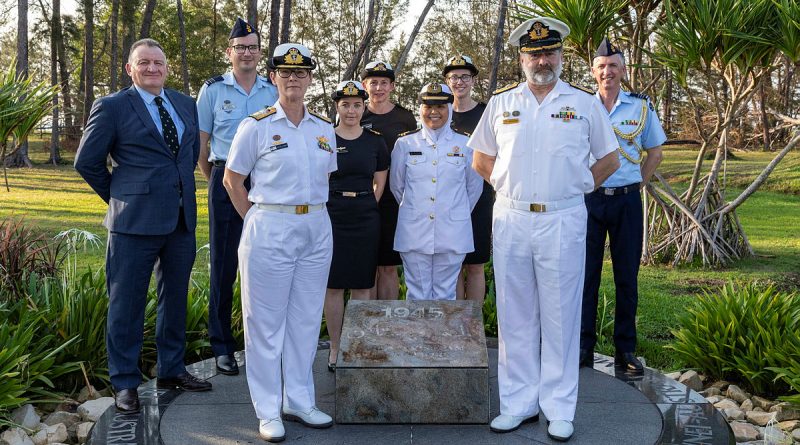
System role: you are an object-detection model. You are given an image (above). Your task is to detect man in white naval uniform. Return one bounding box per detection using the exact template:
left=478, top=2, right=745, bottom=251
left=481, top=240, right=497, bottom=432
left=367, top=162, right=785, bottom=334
left=469, top=17, right=620, bottom=441
left=391, top=83, right=484, bottom=300
left=223, top=43, right=336, bottom=442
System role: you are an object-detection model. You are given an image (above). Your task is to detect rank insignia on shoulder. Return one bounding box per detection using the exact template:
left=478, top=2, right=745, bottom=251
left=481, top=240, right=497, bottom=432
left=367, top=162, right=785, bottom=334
left=567, top=82, right=594, bottom=95
left=552, top=106, right=578, bottom=122
left=204, top=75, right=224, bottom=86
left=451, top=126, right=471, bottom=137
left=310, top=110, right=332, bottom=123
left=398, top=128, right=421, bottom=137
left=317, top=136, right=333, bottom=152
left=493, top=82, right=521, bottom=95
left=365, top=128, right=382, bottom=136
left=250, top=107, right=276, bottom=121
left=630, top=92, right=655, bottom=111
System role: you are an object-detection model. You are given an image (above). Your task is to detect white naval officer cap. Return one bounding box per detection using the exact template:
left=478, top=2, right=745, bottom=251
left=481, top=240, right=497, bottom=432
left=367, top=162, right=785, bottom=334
left=508, top=17, right=570, bottom=53
left=269, top=43, right=316, bottom=70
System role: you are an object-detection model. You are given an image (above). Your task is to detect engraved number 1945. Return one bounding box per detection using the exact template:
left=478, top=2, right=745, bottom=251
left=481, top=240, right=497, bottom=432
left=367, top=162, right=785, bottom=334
left=382, top=306, right=444, bottom=319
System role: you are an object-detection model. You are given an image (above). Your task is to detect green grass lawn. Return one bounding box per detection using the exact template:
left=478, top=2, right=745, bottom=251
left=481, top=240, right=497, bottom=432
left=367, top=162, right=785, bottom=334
left=2, top=142, right=799, bottom=371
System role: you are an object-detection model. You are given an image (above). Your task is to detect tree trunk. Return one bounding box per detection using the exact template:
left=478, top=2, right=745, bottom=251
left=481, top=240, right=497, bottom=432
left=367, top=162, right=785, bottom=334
left=663, top=70, right=673, bottom=134
left=280, top=0, right=291, bottom=43
left=82, top=0, right=94, bottom=127
left=56, top=8, right=76, bottom=144
left=120, top=0, right=138, bottom=88
left=488, top=0, right=507, bottom=93
left=176, top=0, right=190, bottom=94
left=340, top=0, right=377, bottom=82
left=268, top=0, right=280, bottom=56
left=394, top=0, right=434, bottom=76
left=50, top=0, right=61, bottom=164
left=6, top=0, right=32, bottom=168
left=140, top=0, right=157, bottom=38
left=759, top=75, right=771, bottom=151
left=247, top=0, right=258, bottom=29
left=110, top=0, right=119, bottom=92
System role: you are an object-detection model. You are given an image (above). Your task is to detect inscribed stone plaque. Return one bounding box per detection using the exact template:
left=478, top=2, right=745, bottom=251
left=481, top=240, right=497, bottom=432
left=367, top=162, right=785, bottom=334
left=335, top=300, right=489, bottom=424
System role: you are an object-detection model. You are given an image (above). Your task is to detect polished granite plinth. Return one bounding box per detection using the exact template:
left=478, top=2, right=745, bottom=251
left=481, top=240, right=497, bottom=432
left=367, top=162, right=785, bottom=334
left=87, top=344, right=735, bottom=444
left=336, top=300, right=488, bottom=423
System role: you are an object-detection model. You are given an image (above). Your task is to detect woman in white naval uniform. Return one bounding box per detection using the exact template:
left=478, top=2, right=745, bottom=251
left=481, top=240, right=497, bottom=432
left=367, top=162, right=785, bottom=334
left=391, top=83, right=483, bottom=300
left=223, top=43, right=336, bottom=442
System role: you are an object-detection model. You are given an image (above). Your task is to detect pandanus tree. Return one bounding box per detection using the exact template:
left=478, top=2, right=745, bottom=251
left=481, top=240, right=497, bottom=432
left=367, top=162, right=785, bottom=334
left=645, top=0, right=800, bottom=266
left=0, top=65, right=59, bottom=192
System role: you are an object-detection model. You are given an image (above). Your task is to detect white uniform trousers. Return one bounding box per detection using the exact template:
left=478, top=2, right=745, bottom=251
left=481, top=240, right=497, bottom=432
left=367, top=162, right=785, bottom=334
left=400, top=251, right=466, bottom=301
left=492, top=202, right=587, bottom=422
left=238, top=206, right=332, bottom=420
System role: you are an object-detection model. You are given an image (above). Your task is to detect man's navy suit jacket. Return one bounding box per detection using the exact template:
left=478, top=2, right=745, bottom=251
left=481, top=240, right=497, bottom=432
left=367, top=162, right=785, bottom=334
left=75, top=87, right=200, bottom=235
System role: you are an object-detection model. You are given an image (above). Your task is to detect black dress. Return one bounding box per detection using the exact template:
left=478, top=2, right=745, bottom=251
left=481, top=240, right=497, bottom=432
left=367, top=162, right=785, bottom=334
left=361, top=104, right=417, bottom=266
left=452, top=102, right=492, bottom=264
left=327, top=129, right=390, bottom=289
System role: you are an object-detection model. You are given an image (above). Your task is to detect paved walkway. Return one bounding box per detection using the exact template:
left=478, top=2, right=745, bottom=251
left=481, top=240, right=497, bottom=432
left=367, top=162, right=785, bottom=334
left=87, top=346, right=734, bottom=444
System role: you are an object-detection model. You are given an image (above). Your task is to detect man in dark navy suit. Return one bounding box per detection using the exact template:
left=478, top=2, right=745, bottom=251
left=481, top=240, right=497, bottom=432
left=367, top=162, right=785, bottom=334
left=75, top=38, right=212, bottom=414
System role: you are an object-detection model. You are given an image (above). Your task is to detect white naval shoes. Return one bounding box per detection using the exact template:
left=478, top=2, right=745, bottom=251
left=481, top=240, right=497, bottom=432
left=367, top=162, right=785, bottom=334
left=282, top=406, right=334, bottom=428
left=547, top=420, right=574, bottom=442
left=258, top=418, right=285, bottom=443
left=489, top=413, right=540, bottom=433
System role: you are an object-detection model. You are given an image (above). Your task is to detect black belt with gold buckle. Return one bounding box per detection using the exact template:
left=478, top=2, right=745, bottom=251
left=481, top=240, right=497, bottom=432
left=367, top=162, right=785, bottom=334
left=331, top=190, right=371, bottom=197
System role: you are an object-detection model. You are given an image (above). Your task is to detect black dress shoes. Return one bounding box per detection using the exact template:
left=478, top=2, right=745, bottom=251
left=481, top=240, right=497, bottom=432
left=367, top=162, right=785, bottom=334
left=158, top=372, right=213, bottom=392
left=215, top=355, right=239, bottom=376
left=579, top=348, right=594, bottom=368
left=615, top=351, right=644, bottom=374
left=115, top=388, right=140, bottom=414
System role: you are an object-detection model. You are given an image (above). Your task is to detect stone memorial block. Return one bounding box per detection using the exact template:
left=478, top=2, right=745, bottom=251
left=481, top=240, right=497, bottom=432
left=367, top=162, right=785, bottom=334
left=335, top=300, right=489, bottom=424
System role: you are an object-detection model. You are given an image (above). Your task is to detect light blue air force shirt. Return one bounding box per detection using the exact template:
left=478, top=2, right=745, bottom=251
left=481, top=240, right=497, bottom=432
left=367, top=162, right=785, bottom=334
left=597, top=90, right=667, bottom=187
left=196, top=72, right=279, bottom=162
left=134, top=85, right=185, bottom=142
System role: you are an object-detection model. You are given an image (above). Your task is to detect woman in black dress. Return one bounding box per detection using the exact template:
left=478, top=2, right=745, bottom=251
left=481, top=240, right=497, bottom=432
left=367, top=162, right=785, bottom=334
left=324, top=80, right=389, bottom=369
left=444, top=55, right=491, bottom=304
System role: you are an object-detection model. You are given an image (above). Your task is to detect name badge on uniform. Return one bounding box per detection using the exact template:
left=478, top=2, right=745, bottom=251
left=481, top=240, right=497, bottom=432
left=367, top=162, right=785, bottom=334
left=447, top=153, right=464, bottom=157
left=336, top=146, right=348, bottom=154
left=222, top=100, right=236, bottom=113
left=409, top=151, right=423, bottom=156
left=317, top=136, right=333, bottom=153
left=268, top=140, right=288, bottom=152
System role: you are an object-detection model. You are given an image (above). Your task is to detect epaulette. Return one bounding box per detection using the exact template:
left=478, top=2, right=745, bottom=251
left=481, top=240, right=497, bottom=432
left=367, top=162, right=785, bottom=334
left=567, top=82, right=594, bottom=95
left=397, top=128, right=421, bottom=138
left=309, top=110, right=332, bottom=123
left=365, top=128, right=382, bottom=136
left=493, top=82, right=520, bottom=95
left=204, top=75, right=224, bottom=86
left=249, top=107, right=276, bottom=121
left=451, top=126, right=471, bottom=137
left=630, top=92, right=655, bottom=111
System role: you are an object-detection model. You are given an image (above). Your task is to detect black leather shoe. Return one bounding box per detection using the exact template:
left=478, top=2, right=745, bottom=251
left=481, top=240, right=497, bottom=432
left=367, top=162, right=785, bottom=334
left=115, top=388, right=140, bottom=414
left=615, top=352, right=644, bottom=374
left=215, top=355, right=239, bottom=376
left=158, top=372, right=213, bottom=392
left=579, top=348, right=594, bottom=368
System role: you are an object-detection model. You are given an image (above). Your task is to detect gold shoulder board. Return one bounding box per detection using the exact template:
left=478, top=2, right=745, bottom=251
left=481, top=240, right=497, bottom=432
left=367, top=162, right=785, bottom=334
left=568, top=82, right=595, bottom=95
left=250, top=107, right=277, bottom=121
left=309, top=110, right=332, bottom=123
left=493, top=82, right=521, bottom=95
left=397, top=128, right=421, bottom=138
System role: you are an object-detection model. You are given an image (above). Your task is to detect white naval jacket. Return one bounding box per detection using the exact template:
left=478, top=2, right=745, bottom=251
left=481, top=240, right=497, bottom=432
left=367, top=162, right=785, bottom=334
left=391, top=126, right=484, bottom=255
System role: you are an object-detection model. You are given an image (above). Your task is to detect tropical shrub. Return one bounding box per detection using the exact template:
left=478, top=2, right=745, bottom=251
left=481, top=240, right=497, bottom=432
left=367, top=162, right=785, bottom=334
left=0, top=218, right=66, bottom=301
left=669, top=281, right=800, bottom=396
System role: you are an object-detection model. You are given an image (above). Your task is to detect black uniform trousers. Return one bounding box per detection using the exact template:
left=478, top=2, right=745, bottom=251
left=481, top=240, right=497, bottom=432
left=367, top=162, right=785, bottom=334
left=207, top=165, right=248, bottom=357
left=581, top=187, right=643, bottom=353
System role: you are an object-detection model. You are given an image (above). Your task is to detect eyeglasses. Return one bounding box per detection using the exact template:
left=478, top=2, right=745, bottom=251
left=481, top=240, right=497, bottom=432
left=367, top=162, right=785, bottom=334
left=231, top=45, right=261, bottom=54
left=276, top=68, right=310, bottom=78
left=446, top=74, right=474, bottom=83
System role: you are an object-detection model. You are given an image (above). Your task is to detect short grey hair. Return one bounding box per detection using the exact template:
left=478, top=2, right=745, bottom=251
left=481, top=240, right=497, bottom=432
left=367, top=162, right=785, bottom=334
left=128, top=38, right=166, bottom=64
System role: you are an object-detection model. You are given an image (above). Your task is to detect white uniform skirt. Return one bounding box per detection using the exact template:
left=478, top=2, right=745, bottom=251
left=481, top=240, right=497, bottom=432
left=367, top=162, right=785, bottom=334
left=238, top=205, right=332, bottom=420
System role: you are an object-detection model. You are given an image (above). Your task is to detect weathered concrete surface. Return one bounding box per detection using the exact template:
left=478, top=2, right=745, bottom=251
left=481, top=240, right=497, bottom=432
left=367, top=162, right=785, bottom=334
left=336, top=300, right=489, bottom=424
